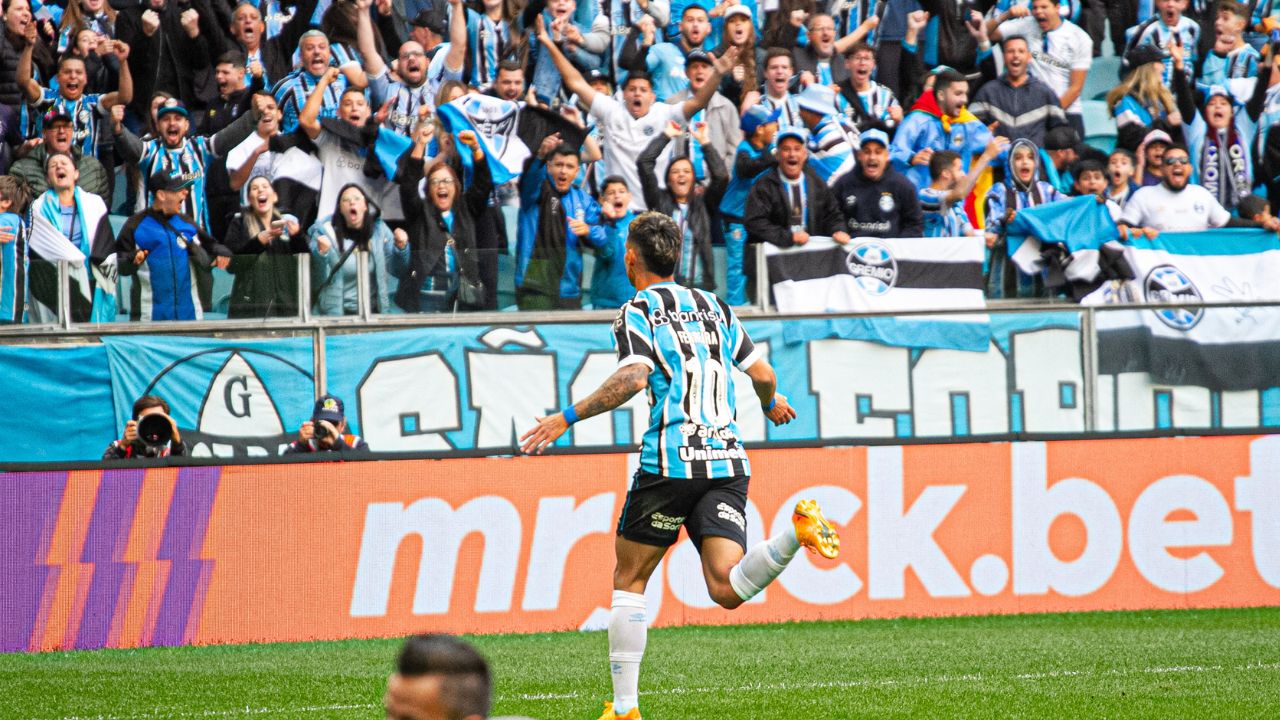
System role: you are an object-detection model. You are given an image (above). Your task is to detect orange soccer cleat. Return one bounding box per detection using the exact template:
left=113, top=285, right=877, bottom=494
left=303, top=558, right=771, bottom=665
left=793, top=499, right=841, bottom=559
left=596, top=701, right=643, bottom=719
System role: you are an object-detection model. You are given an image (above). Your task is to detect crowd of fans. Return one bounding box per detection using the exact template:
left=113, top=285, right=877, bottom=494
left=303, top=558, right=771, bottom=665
left=2, top=0, right=1280, bottom=321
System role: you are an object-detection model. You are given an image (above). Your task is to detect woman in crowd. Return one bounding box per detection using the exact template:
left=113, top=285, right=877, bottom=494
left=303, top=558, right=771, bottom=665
left=712, top=5, right=764, bottom=111
left=637, top=121, right=727, bottom=291
left=57, top=0, right=114, bottom=55
left=225, top=175, right=307, bottom=318
left=394, top=124, right=489, bottom=313
left=0, top=0, right=53, bottom=111
left=307, top=182, right=407, bottom=315
left=1108, top=45, right=1182, bottom=153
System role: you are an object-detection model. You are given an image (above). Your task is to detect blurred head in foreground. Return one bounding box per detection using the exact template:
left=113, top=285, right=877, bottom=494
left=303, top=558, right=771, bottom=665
left=384, top=634, right=491, bottom=720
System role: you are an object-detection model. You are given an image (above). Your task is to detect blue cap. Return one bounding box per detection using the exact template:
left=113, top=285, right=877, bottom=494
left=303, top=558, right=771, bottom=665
left=776, top=127, right=809, bottom=145
left=312, top=394, right=345, bottom=423
left=860, top=128, right=890, bottom=148
left=741, top=105, right=781, bottom=135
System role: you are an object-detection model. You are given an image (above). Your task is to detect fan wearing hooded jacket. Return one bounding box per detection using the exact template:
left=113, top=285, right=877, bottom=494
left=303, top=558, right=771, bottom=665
left=983, top=138, right=1063, bottom=299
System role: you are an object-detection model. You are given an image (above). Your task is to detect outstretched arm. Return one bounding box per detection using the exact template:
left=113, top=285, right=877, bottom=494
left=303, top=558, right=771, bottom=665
left=947, top=138, right=1007, bottom=204
left=535, top=15, right=597, bottom=108
left=680, top=46, right=737, bottom=121
left=519, top=363, right=649, bottom=453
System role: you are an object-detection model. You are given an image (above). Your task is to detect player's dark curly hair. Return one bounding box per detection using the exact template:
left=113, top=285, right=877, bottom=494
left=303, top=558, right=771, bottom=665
left=397, top=634, right=491, bottom=719
left=627, top=212, right=681, bottom=278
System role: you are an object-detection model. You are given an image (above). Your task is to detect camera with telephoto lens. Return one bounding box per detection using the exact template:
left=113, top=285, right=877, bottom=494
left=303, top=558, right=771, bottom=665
left=136, top=414, right=173, bottom=456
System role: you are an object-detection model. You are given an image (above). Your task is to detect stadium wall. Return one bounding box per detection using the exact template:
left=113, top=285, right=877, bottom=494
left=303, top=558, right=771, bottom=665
left=8, top=312, right=1280, bottom=462
left=5, top=435, right=1280, bottom=653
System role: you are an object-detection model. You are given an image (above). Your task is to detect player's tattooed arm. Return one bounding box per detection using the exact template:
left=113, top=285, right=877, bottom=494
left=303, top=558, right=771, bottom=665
left=577, top=364, right=649, bottom=421
left=519, top=364, right=649, bottom=455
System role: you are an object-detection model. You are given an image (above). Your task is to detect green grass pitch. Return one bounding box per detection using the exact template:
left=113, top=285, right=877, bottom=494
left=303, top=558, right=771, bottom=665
left=2, top=607, right=1279, bottom=719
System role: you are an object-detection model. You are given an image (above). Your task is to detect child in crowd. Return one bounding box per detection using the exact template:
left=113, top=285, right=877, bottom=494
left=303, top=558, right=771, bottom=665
left=1200, top=0, right=1259, bottom=89
left=1073, top=159, right=1122, bottom=222
left=920, top=139, right=1005, bottom=239
left=590, top=175, right=636, bottom=310
left=1106, top=149, right=1139, bottom=205
left=0, top=176, right=29, bottom=324
left=982, top=138, right=1062, bottom=298
left=1136, top=130, right=1172, bottom=187
left=1237, top=194, right=1277, bottom=228
left=720, top=105, right=780, bottom=306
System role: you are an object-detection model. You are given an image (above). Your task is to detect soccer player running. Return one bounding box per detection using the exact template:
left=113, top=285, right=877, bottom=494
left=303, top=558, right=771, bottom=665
left=520, top=212, right=841, bottom=720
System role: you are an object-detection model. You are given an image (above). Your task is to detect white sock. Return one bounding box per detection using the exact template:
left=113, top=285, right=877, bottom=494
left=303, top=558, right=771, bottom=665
left=608, top=590, right=647, bottom=715
left=729, top=526, right=801, bottom=601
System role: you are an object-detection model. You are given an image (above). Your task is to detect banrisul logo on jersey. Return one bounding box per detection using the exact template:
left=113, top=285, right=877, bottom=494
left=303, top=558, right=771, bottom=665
left=1144, top=264, right=1204, bottom=330
left=846, top=241, right=898, bottom=296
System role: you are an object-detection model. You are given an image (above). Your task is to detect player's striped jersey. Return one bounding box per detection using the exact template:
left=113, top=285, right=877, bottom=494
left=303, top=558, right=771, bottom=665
left=614, top=282, right=762, bottom=479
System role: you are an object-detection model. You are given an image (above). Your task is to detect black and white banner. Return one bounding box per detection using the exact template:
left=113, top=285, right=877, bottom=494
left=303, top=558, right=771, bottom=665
left=766, top=235, right=987, bottom=313
left=1086, top=230, right=1280, bottom=391
left=765, top=236, right=990, bottom=351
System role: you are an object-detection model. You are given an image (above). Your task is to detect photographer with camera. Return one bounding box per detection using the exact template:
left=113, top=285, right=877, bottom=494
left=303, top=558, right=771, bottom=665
left=102, top=395, right=188, bottom=460
left=283, top=393, right=370, bottom=454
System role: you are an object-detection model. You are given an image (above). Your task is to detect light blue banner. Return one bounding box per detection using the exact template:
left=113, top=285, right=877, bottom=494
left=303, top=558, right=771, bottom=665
left=9, top=311, right=1277, bottom=463
left=0, top=345, right=115, bottom=461
left=102, top=336, right=316, bottom=457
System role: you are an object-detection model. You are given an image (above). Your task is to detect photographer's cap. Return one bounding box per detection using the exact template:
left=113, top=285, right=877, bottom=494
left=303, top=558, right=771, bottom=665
left=313, top=394, right=345, bottom=423
left=150, top=170, right=195, bottom=193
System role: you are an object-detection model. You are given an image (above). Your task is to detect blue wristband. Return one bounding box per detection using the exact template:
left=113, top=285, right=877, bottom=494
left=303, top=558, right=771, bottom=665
left=764, top=397, right=777, bottom=412
left=563, top=405, right=579, bottom=424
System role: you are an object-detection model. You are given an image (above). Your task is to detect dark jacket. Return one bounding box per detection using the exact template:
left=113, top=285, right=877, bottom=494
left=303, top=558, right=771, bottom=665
left=0, top=31, right=53, bottom=109
left=793, top=45, right=850, bottom=87
left=744, top=166, right=845, bottom=248
left=116, top=0, right=219, bottom=117
left=918, top=0, right=996, bottom=76
left=102, top=438, right=189, bottom=460
left=224, top=210, right=309, bottom=318
left=637, top=133, right=727, bottom=289
left=10, top=145, right=111, bottom=205
left=970, top=74, right=1069, bottom=148
left=830, top=164, right=924, bottom=238
left=710, top=41, right=767, bottom=109
left=0, top=33, right=22, bottom=109
left=282, top=434, right=370, bottom=454
left=395, top=151, right=489, bottom=312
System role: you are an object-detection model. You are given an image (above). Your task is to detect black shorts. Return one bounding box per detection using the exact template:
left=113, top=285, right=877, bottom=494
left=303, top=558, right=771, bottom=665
left=616, top=470, right=750, bottom=550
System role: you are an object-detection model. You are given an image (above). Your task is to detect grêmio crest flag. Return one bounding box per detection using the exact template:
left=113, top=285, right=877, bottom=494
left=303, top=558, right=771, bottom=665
left=1085, top=229, right=1280, bottom=391
left=436, top=96, right=587, bottom=186
left=766, top=236, right=990, bottom=350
